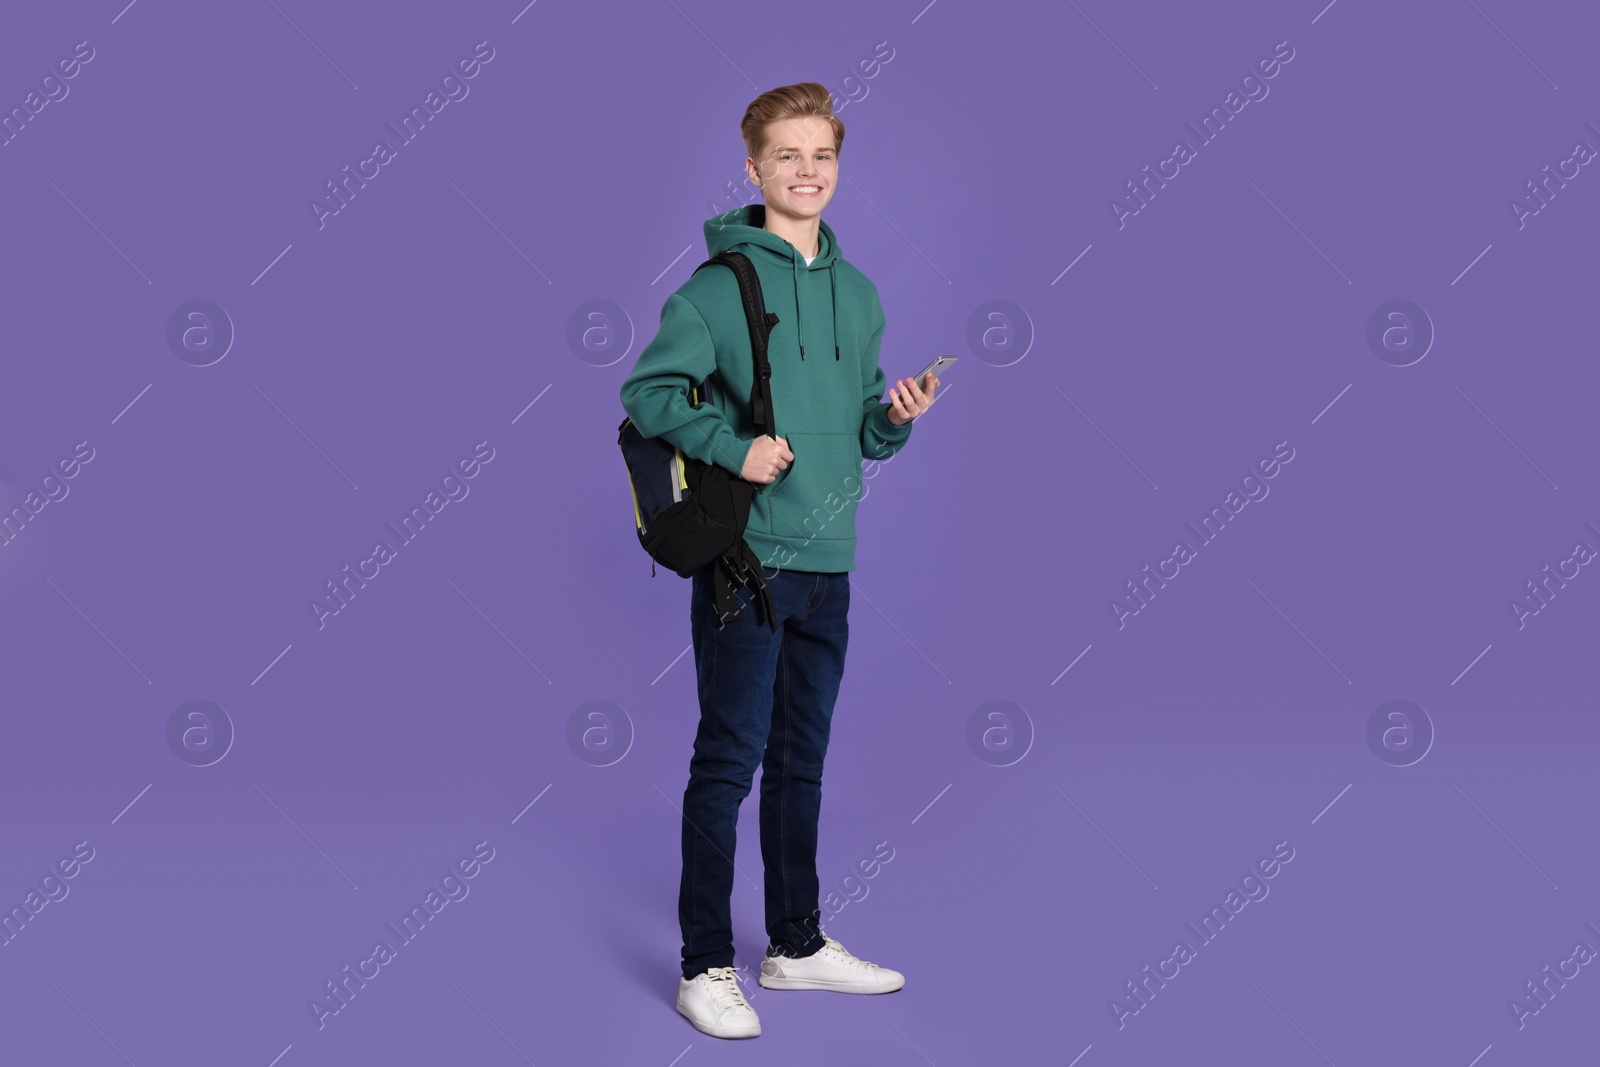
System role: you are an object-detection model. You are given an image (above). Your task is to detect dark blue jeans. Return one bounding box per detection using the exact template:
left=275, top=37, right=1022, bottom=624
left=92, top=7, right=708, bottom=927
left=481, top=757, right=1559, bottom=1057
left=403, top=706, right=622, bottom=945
left=679, top=564, right=850, bottom=980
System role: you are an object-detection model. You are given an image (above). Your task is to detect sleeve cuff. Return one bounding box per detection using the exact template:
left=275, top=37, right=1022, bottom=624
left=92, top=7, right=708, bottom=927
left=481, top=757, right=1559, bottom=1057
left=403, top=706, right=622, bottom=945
left=872, top=403, right=913, bottom=440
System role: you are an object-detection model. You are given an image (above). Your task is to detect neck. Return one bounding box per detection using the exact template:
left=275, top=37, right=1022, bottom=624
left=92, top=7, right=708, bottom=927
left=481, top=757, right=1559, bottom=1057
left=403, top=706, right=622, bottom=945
left=761, top=206, right=821, bottom=260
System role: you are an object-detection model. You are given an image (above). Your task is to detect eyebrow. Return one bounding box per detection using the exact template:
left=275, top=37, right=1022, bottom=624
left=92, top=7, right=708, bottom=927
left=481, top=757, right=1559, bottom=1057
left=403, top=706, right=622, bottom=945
left=772, top=145, right=835, bottom=153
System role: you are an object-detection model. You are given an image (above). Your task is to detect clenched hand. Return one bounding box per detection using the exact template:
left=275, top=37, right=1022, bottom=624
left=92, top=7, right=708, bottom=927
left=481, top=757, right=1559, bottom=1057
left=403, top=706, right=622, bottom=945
left=742, top=434, right=793, bottom=484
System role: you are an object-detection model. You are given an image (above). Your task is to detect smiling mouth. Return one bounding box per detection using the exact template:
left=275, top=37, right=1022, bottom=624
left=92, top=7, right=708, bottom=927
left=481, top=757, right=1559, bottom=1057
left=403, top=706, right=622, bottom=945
left=789, top=185, right=822, bottom=195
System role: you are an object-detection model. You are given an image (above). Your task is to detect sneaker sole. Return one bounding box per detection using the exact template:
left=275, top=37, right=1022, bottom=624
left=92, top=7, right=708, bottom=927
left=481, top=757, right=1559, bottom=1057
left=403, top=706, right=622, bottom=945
left=757, top=974, right=905, bottom=993
left=676, top=1003, right=761, bottom=1039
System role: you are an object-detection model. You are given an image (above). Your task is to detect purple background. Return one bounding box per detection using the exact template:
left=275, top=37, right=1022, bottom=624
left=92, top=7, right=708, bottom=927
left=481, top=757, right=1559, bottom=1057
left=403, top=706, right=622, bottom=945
left=3, top=0, right=1598, bottom=1063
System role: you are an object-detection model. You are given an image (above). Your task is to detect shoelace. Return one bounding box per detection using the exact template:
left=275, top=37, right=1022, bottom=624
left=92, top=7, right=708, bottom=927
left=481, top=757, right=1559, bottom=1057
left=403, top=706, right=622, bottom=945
left=820, top=937, right=879, bottom=971
left=702, top=967, right=751, bottom=1012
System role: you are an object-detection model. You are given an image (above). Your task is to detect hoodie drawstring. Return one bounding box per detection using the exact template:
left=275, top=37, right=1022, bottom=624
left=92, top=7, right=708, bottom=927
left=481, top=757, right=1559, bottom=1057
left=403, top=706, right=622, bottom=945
left=793, top=259, right=802, bottom=360
left=830, top=266, right=839, bottom=360
left=792, top=254, right=841, bottom=362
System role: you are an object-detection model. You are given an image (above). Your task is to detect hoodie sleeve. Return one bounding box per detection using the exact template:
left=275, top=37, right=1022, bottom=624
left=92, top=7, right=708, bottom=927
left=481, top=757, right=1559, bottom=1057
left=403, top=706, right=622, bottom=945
left=859, top=293, right=914, bottom=461
left=619, top=291, right=752, bottom=478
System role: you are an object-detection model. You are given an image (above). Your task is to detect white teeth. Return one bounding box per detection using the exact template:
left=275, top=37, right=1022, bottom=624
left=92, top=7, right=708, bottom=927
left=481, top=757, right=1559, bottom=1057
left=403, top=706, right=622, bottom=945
left=791, top=186, right=820, bottom=193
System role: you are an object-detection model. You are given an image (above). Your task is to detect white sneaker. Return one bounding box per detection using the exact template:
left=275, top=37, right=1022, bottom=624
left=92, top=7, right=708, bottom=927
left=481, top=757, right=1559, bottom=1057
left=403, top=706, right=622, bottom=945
left=676, top=966, right=761, bottom=1039
left=758, top=935, right=905, bottom=993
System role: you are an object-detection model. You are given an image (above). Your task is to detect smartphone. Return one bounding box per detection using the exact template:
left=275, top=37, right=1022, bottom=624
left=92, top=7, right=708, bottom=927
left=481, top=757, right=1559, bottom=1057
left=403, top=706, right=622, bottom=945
left=904, top=354, right=957, bottom=389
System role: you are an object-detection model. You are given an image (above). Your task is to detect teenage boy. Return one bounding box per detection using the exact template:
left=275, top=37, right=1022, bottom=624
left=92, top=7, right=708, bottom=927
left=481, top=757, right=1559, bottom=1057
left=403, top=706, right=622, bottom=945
left=618, top=82, right=938, bottom=1039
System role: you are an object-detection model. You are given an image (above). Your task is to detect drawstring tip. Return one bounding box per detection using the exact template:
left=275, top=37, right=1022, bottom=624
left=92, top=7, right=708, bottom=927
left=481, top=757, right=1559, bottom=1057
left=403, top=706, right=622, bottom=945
left=834, top=346, right=840, bottom=360
left=800, top=345, right=805, bottom=360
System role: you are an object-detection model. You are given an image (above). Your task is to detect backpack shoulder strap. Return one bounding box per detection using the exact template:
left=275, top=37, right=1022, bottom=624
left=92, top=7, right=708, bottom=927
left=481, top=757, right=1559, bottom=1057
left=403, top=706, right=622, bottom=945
left=692, top=250, right=780, bottom=440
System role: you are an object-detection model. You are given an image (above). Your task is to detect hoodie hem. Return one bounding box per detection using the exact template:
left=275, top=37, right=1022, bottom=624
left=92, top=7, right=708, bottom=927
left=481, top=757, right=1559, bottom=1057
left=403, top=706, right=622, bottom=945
left=745, top=529, right=855, bottom=574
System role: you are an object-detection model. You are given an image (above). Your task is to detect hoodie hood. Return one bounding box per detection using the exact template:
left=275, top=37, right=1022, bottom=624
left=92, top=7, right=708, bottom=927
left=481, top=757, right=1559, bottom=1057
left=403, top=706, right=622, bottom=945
left=704, top=204, right=842, bottom=360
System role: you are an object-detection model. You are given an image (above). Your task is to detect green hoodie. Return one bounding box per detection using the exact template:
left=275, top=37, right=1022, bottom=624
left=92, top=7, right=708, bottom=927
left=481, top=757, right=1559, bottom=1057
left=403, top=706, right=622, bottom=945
left=619, top=204, right=914, bottom=573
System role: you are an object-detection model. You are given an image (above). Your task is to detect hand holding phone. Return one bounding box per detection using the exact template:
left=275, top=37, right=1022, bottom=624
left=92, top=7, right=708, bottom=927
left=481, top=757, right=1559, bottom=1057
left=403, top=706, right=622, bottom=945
left=905, top=354, right=956, bottom=389
left=888, top=355, right=953, bottom=426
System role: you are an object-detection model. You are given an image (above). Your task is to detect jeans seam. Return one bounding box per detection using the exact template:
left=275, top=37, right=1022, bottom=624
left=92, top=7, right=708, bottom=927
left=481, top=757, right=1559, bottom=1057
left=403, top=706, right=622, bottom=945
left=778, top=626, right=792, bottom=949
left=686, top=572, right=714, bottom=976
left=687, top=826, right=697, bottom=970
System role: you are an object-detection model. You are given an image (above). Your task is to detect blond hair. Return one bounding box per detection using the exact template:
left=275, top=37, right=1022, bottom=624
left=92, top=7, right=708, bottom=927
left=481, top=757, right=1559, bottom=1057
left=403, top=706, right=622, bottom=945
left=740, top=82, right=846, bottom=170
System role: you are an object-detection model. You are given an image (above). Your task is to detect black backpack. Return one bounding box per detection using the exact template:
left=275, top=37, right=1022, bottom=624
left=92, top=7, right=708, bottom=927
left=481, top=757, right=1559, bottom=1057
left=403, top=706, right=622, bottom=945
left=618, top=250, right=780, bottom=630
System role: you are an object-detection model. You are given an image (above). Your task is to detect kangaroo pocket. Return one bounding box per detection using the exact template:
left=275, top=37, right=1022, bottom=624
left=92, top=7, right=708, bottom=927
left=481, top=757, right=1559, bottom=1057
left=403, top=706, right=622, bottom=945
left=749, top=431, right=865, bottom=559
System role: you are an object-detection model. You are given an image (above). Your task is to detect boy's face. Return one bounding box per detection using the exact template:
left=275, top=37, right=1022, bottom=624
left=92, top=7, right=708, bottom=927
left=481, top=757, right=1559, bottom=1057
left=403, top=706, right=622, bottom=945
left=748, top=116, right=838, bottom=221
